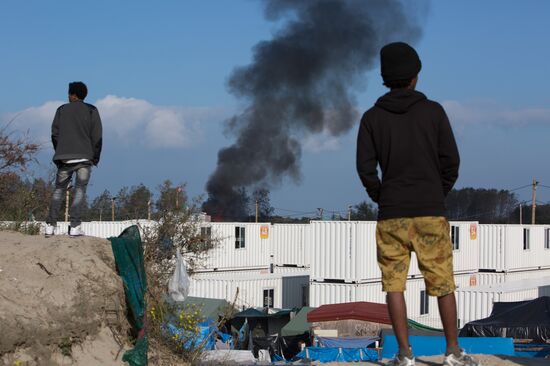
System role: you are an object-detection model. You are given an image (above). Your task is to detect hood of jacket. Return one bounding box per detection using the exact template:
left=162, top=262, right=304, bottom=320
left=375, top=89, right=427, bottom=114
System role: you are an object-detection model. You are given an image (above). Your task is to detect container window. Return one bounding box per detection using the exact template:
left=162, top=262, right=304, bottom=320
left=420, top=290, right=429, bottom=315
left=523, top=228, right=530, bottom=250
left=451, top=225, right=460, bottom=250
left=235, top=226, right=246, bottom=249
left=545, top=228, right=550, bottom=250
left=263, top=288, right=274, bottom=308
left=302, top=285, right=309, bottom=307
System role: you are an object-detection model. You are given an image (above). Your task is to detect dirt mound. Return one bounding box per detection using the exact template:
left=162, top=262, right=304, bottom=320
left=0, top=231, right=129, bottom=365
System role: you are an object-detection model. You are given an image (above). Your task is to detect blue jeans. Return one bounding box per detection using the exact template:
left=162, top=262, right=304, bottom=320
left=47, top=162, right=91, bottom=227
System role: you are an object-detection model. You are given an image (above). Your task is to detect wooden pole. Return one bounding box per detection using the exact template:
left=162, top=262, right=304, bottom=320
left=532, top=178, right=538, bottom=225
left=255, top=199, right=259, bottom=223
left=111, top=198, right=116, bottom=221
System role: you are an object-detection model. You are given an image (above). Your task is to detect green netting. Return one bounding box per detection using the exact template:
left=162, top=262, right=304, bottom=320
left=110, top=225, right=148, bottom=365
left=122, top=336, right=148, bottom=366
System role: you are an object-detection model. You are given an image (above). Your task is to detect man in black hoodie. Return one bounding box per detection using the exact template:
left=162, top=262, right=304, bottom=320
left=45, top=82, right=102, bottom=237
left=357, top=43, right=476, bottom=366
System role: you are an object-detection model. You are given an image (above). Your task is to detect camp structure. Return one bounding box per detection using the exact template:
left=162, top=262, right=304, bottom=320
left=307, top=301, right=392, bottom=338
left=176, top=296, right=234, bottom=322
left=280, top=306, right=315, bottom=337
left=460, top=296, right=550, bottom=343
left=230, top=307, right=311, bottom=361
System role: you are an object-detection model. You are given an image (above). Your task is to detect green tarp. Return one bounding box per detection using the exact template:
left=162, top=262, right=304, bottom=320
left=281, top=307, right=316, bottom=337
left=407, top=319, right=443, bottom=333
left=178, top=296, right=232, bottom=321
left=110, top=225, right=148, bottom=366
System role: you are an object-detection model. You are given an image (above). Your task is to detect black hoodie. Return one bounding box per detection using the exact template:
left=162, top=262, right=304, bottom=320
left=356, top=89, right=459, bottom=220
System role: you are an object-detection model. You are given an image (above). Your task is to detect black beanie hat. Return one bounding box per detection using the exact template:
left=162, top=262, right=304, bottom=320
left=380, top=42, right=421, bottom=82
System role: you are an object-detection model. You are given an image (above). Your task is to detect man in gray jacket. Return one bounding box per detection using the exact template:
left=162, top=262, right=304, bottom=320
left=45, top=81, right=102, bottom=237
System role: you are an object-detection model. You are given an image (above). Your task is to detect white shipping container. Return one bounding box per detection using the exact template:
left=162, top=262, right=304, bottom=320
left=38, top=220, right=156, bottom=238
left=310, top=221, right=479, bottom=282
left=189, top=272, right=309, bottom=309
left=197, top=223, right=272, bottom=271
left=310, top=221, right=379, bottom=282
left=310, top=274, right=474, bottom=329
left=273, top=265, right=310, bottom=275
left=449, top=222, right=480, bottom=274
left=192, top=268, right=271, bottom=278
left=193, top=265, right=309, bottom=277
left=456, top=276, right=550, bottom=327
left=479, top=224, right=550, bottom=272
left=476, top=268, right=550, bottom=286
left=271, top=224, right=309, bottom=267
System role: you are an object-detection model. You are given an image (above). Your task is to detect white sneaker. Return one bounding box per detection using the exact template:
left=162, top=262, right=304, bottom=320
left=387, top=355, right=415, bottom=366
left=69, top=225, right=85, bottom=237
left=444, top=350, right=479, bottom=366
left=45, top=224, right=55, bottom=237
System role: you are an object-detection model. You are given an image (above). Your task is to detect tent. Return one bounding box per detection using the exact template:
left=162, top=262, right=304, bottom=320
left=281, top=307, right=315, bottom=337
left=459, top=296, right=550, bottom=343
left=178, top=296, right=233, bottom=321
left=307, top=301, right=391, bottom=324
left=232, top=308, right=292, bottom=336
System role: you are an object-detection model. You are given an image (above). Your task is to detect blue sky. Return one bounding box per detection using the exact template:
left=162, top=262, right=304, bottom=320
left=1, top=0, right=549, bottom=216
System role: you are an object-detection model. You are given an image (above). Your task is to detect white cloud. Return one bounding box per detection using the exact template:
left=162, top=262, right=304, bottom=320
left=3, top=95, right=216, bottom=149
left=442, top=100, right=550, bottom=131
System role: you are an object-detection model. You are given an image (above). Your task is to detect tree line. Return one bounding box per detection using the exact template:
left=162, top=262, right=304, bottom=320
left=1, top=124, right=548, bottom=224
left=2, top=171, right=549, bottom=224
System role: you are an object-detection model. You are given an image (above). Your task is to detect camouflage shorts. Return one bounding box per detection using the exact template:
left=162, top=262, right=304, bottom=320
left=376, top=216, right=455, bottom=297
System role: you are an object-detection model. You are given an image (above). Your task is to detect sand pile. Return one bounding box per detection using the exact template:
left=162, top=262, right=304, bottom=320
left=0, top=230, right=130, bottom=365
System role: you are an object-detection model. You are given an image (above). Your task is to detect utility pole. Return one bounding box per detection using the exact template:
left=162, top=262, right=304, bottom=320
left=532, top=178, right=538, bottom=225
left=147, top=199, right=151, bottom=220
left=111, top=197, right=116, bottom=221
left=255, top=199, right=259, bottom=223
left=317, top=208, right=324, bottom=220
left=348, top=205, right=352, bottom=221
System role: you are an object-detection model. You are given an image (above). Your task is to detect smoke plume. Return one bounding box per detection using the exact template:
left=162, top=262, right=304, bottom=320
left=204, top=0, right=425, bottom=220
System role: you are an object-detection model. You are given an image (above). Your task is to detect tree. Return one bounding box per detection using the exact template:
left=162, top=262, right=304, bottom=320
left=445, top=188, right=518, bottom=223
left=156, top=180, right=187, bottom=215
left=27, top=178, right=53, bottom=221
left=114, top=186, right=131, bottom=220
left=125, top=184, right=152, bottom=219
left=350, top=201, right=378, bottom=220
left=0, top=121, right=39, bottom=173
left=89, top=190, right=112, bottom=221
left=251, top=188, right=274, bottom=221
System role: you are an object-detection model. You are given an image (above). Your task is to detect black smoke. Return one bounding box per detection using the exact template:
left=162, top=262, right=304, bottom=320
left=204, top=0, right=425, bottom=220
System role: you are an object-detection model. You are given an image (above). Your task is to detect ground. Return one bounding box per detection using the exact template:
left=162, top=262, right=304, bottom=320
left=0, top=230, right=130, bottom=365
left=0, top=231, right=547, bottom=366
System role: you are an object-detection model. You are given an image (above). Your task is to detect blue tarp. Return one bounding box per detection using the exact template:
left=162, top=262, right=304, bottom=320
left=382, top=335, right=514, bottom=358
left=294, top=346, right=379, bottom=363
left=166, top=320, right=232, bottom=351
left=317, top=336, right=378, bottom=349
left=514, top=343, right=550, bottom=358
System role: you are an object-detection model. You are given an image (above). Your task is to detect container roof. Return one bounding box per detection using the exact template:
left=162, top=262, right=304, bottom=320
left=456, top=276, right=550, bottom=293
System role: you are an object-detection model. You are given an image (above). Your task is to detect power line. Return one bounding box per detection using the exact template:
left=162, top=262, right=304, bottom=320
left=508, top=184, right=532, bottom=192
